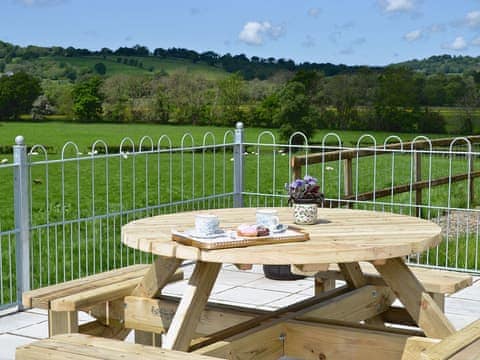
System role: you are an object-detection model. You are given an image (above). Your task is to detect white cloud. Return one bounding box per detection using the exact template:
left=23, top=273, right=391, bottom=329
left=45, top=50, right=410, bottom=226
left=472, top=37, right=480, bottom=46
left=404, top=29, right=422, bottom=42
left=379, top=0, right=415, bottom=13
left=307, top=8, right=321, bottom=18
left=16, top=0, right=66, bottom=6
left=466, top=11, right=480, bottom=27
left=238, top=21, right=284, bottom=46
left=442, top=36, right=467, bottom=51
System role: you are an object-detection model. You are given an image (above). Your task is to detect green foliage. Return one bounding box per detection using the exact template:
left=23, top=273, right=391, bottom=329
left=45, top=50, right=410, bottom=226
left=216, top=73, right=245, bottom=126
left=72, top=77, right=104, bottom=121
left=273, top=81, right=316, bottom=144
left=0, top=72, right=41, bottom=119
left=94, top=62, right=106, bottom=75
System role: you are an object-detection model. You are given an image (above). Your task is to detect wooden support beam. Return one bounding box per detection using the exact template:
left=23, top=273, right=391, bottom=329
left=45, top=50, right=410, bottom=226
left=288, top=320, right=411, bottom=360
left=190, top=285, right=350, bottom=351
left=423, top=319, right=480, bottom=359
left=78, top=320, right=131, bottom=340
left=291, top=263, right=329, bottom=276
left=132, top=256, right=182, bottom=298
left=163, top=261, right=221, bottom=351
left=124, top=296, right=259, bottom=336
left=134, top=330, right=162, bottom=347
left=296, top=285, right=394, bottom=323
left=339, top=262, right=389, bottom=326
left=374, top=257, right=455, bottom=339
left=48, top=310, right=78, bottom=337
left=314, top=278, right=336, bottom=296
left=195, top=322, right=286, bottom=360
left=401, top=337, right=440, bottom=360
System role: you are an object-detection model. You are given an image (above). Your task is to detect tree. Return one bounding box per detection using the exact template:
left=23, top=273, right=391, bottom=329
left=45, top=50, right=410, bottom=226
left=94, top=62, right=106, bottom=75
left=273, top=81, right=316, bottom=144
left=72, top=77, right=104, bottom=121
left=217, top=73, right=245, bottom=125
left=0, top=72, right=41, bottom=119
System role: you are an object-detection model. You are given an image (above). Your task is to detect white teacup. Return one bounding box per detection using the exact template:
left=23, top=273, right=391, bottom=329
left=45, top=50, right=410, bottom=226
left=256, top=209, right=280, bottom=228
left=195, top=214, right=220, bottom=236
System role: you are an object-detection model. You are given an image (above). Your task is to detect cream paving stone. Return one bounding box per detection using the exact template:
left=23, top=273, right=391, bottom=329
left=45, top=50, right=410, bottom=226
left=445, top=297, right=480, bottom=318
left=162, top=279, right=234, bottom=297
left=0, top=312, right=46, bottom=333
left=0, top=334, right=34, bottom=360
left=211, top=286, right=291, bottom=306
left=215, top=269, right=265, bottom=286
left=449, top=279, right=480, bottom=301
left=263, top=293, right=312, bottom=309
left=245, top=277, right=313, bottom=293
left=447, top=313, right=479, bottom=330
left=10, top=320, right=48, bottom=339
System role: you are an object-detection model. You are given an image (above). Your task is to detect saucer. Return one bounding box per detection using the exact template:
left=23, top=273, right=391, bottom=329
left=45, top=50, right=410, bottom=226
left=184, top=228, right=226, bottom=239
left=269, top=224, right=288, bottom=233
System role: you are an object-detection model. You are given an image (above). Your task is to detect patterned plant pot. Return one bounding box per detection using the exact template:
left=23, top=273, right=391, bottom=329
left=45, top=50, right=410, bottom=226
left=293, top=202, right=318, bottom=225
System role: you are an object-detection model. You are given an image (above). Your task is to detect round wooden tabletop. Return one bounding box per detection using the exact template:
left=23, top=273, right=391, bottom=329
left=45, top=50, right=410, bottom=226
left=121, top=207, right=442, bottom=265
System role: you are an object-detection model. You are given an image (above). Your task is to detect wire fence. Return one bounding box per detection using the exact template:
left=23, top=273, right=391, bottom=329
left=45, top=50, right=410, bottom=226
left=0, top=123, right=479, bottom=309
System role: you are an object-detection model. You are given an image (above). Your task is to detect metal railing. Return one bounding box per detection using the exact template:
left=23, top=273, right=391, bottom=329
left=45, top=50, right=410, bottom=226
left=0, top=122, right=479, bottom=309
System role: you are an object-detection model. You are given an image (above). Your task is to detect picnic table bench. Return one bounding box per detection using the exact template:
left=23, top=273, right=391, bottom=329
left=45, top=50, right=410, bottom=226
left=295, top=261, right=473, bottom=311
left=22, top=264, right=183, bottom=337
left=15, top=334, right=217, bottom=360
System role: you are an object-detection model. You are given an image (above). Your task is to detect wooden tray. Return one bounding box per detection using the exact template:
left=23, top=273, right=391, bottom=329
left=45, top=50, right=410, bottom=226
left=171, top=226, right=309, bottom=250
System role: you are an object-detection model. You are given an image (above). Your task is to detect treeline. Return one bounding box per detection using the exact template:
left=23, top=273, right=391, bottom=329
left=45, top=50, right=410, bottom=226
left=3, top=66, right=479, bottom=141
left=0, top=41, right=378, bottom=80
left=397, top=54, right=480, bottom=76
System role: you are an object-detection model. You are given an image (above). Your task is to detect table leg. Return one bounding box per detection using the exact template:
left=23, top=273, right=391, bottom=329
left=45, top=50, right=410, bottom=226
left=132, top=256, right=182, bottom=298
left=131, top=256, right=182, bottom=346
left=163, top=261, right=221, bottom=351
left=374, top=257, right=455, bottom=339
left=338, top=262, right=390, bottom=326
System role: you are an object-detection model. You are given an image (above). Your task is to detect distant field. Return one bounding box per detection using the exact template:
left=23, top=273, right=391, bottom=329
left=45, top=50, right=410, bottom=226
left=0, top=121, right=453, bottom=151
left=51, top=55, right=228, bottom=80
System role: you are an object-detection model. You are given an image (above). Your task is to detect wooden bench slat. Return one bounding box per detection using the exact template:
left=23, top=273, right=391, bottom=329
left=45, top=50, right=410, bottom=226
left=51, top=269, right=183, bottom=311
left=16, top=334, right=218, bottom=360
left=34, top=266, right=150, bottom=307
left=23, top=264, right=150, bottom=309
left=423, top=319, right=480, bottom=359
left=317, top=262, right=472, bottom=294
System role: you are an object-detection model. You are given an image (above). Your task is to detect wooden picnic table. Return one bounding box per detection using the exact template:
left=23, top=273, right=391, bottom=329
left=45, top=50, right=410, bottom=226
left=121, top=207, right=455, bottom=354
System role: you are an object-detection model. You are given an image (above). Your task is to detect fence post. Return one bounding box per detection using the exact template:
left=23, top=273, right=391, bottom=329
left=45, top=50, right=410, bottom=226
left=233, top=122, right=244, bottom=208
left=414, top=151, right=422, bottom=217
left=343, top=158, right=353, bottom=208
left=13, top=135, right=30, bottom=309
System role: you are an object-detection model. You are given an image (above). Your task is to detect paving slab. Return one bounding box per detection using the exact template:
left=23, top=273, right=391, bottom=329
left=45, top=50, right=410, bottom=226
left=245, top=277, right=313, bottom=293
left=162, top=279, right=234, bottom=297
left=211, top=285, right=291, bottom=306
left=0, top=333, right=35, bottom=360
left=0, top=312, right=46, bottom=333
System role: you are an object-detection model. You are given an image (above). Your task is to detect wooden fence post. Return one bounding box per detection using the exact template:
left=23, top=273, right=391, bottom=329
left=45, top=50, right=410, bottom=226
left=469, top=153, right=475, bottom=206
left=292, top=157, right=302, bottom=181
left=415, top=151, right=422, bottom=217
left=344, top=158, right=353, bottom=208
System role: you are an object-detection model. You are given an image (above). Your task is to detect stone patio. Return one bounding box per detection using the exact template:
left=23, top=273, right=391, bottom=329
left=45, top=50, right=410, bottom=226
left=1, top=263, right=479, bottom=360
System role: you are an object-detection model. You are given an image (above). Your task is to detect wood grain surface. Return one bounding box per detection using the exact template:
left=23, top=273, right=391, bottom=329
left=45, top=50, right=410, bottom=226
left=121, top=208, right=442, bottom=265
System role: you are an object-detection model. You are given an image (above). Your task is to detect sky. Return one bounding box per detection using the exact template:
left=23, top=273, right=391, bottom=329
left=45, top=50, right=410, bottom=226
left=2, top=0, right=480, bottom=66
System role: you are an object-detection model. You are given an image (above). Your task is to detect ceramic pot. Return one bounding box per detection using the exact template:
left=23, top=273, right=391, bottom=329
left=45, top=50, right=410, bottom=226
left=293, top=202, right=318, bottom=225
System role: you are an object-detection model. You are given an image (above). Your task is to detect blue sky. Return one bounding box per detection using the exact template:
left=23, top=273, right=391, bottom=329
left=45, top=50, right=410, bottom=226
left=2, top=0, right=480, bottom=66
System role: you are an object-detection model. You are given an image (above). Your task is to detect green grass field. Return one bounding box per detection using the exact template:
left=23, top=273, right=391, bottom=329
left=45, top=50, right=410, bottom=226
left=50, top=55, right=228, bottom=80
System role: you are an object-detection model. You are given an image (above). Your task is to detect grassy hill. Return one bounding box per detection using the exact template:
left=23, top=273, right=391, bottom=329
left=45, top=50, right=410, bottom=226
left=5, top=54, right=229, bottom=81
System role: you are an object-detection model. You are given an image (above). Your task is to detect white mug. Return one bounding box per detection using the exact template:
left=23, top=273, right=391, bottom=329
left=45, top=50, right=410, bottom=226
left=256, top=209, right=279, bottom=227
left=195, top=214, right=220, bottom=235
